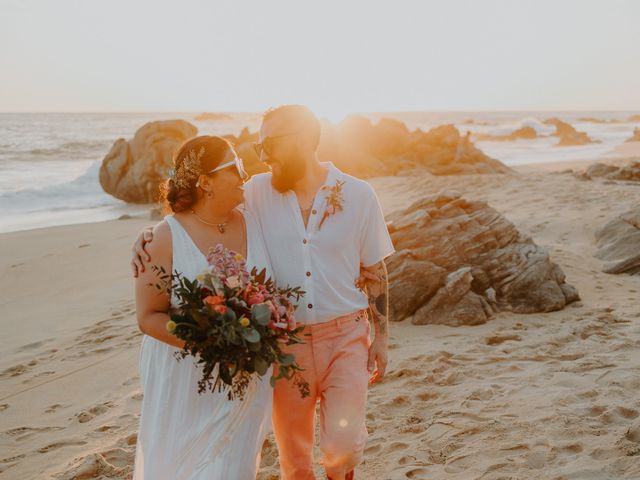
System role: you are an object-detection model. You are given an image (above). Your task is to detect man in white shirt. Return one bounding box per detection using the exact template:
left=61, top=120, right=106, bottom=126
left=132, top=105, right=394, bottom=480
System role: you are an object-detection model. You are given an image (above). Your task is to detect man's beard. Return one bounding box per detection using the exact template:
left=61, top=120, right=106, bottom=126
left=271, top=156, right=307, bottom=193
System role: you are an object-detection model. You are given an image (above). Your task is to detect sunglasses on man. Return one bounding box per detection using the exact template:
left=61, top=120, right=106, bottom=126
left=252, top=131, right=302, bottom=161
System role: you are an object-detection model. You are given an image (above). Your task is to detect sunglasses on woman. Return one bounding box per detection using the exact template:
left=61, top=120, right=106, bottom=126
left=208, top=155, right=248, bottom=180
left=252, top=131, right=302, bottom=160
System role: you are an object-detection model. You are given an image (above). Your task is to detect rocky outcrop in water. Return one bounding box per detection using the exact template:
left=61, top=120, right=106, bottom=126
left=386, top=191, right=580, bottom=326
left=195, top=112, right=233, bottom=122
left=99, top=120, right=197, bottom=203
left=543, top=118, right=598, bottom=146
left=626, top=128, right=640, bottom=143
left=475, top=126, right=537, bottom=142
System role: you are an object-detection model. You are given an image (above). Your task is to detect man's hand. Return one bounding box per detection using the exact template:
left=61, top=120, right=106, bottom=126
left=361, top=260, right=390, bottom=383
left=131, top=226, right=154, bottom=277
left=354, top=263, right=380, bottom=291
left=368, top=335, right=388, bottom=384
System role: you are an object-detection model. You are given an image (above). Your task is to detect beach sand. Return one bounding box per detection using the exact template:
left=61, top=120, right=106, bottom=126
left=1, top=158, right=640, bottom=479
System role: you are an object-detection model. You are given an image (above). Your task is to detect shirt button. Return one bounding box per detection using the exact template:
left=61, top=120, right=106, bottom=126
left=308, top=303, right=313, bottom=309
left=312, top=209, right=317, bottom=215
left=306, top=271, right=311, bottom=277
left=303, top=239, right=307, bottom=245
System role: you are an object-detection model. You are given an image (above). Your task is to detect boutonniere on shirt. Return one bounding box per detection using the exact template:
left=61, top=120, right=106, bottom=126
left=318, top=180, right=345, bottom=230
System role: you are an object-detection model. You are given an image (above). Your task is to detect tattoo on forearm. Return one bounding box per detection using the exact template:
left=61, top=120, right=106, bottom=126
left=365, top=261, right=389, bottom=336
left=375, top=293, right=388, bottom=317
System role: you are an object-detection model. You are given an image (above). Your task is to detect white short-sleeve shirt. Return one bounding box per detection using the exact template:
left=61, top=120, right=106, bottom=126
left=243, top=162, right=395, bottom=325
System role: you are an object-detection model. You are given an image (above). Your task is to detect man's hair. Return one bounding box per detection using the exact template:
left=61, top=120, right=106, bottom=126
left=263, top=104, right=321, bottom=150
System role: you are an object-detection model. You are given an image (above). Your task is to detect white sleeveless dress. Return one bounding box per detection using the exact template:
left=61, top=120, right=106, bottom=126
left=133, top=210, right=274, bottom=480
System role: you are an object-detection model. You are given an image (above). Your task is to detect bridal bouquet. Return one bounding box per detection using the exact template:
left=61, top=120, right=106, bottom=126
left=150, top=244, right=309, bottom=401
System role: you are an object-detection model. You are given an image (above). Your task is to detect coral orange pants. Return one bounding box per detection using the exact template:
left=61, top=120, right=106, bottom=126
left=273, top=310, right=371, bottom=480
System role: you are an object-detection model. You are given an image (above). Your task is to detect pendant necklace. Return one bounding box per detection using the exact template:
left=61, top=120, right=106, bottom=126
left=190, top=209, right=231, bottom=234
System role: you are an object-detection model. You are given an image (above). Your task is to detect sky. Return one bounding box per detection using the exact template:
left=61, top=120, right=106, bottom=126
left=1, top=0, right=639, bottom=116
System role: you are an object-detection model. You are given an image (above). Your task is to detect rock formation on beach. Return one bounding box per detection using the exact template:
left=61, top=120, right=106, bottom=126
left=577, top=115, right=640, bottom=123
left=577, top=117, right=615, bottom=124
left=194, top=112, right=233, bottom=121
left=543, top=118, right=598, bottom=146
left=99, top=120, right=197, bottom=203
left=626, top=128, right=640, bottom=143
left=594, top=205, right=640, bottom=275
left=386, top=191, right=580, bottom=326
left=230, top=116, right=511, bottom=179
left=321, top=117, right=512, bottom=177
left=576, top=160, right=640, bottom=182
left=99, top=116, right=510, bottom=203
left=475, top=126, right=538, bottom=142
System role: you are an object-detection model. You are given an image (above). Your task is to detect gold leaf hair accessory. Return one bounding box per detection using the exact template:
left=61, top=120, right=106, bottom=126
left=172, top=146, right=205, bottom=189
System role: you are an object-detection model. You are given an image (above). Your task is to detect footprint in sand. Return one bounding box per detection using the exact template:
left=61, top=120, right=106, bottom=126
left=100, top=447, right=133, bottom=469
left=416, top=392, right=438, bottom=402
left=0, top=404, right=8, bottom=412
left=0, top=453, right=26, bottom=474
left=405, top=467, right=430, bottom=479
left=37, top=439, right=88, bottom=453
left=485, top=334, right=521, bottom=346
left=0, top=363, right=29, bottom=378
left=93, top=346, right=115, bottom=354
left=364, top=443, right=382, bottom=455
left=44, top=404, right=63, bottom=414
left=384, top=395, right=410, bottom=413
left=125, top=432, right=137, bottom=445
left=78, top=334, right=117, bottom=346
left=75, top=401, right=115, bottom=423
left=556, top=442, right=583, bottom=454
left=16, top=339, right=53, bottom=351
left=3, top=426, right=64, bottom=442
left=398, top=455, right=418, bottom=466
left=526, top=450, right=548, bottom=469
left=94, top=424, right=120, bottom=433
left=616, top=406, right=639, bottom=419
left=388, top=441, right=410, bottom=453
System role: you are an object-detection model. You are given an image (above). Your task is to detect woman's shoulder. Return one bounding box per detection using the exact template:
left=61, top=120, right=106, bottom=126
left=147, top=218, right=173, bottom=256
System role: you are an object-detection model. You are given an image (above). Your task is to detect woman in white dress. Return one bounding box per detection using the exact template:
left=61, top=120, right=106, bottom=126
left=133, top=136, right=273, bottom=479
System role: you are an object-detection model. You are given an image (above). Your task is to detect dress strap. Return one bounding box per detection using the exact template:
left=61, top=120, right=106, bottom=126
left=164, top=215, right=189, bottom=252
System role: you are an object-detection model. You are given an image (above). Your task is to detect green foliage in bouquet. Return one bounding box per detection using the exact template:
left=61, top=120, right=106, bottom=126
left=149, top=244, right=310, bottom=401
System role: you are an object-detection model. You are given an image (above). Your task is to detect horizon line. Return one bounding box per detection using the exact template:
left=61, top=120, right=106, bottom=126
left=1, top=109, right=639, bottom=115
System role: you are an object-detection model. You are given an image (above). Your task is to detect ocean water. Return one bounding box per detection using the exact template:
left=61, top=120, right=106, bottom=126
left=0, top=111, right=637, bottom=233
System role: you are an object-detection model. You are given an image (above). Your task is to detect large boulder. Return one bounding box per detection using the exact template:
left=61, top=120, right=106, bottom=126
left=543, top=118, right=598, bottom=146
left=100, top=120, right=197, bottom=203
left=594, top=205, right=640, bottom=275
left=333, top=118, right=511, bottom=177
left=386, top=191, right=579, bottom=325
